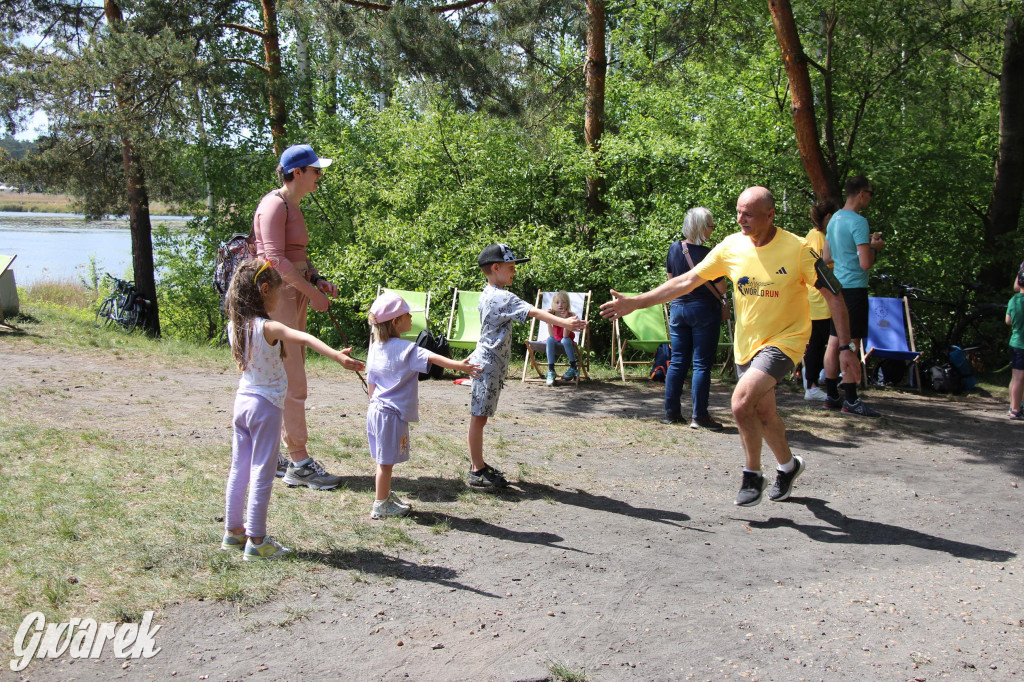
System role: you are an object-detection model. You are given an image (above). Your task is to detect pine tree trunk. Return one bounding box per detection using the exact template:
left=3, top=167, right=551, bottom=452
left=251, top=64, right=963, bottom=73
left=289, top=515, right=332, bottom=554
left=121, top=138, right=160, bottom=336
left=104, top=0, right=159, bottom=336
left=983, top=10, right=1024, bottom=290
left=584, top=0, right=607, bottom=216
left=768, top=0, right=839, bottom=203
left=261, top=0, right=287, bottom=156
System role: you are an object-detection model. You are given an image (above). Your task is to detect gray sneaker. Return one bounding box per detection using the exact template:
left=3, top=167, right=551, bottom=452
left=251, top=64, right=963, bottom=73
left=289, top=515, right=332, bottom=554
left=370, top=496, right=410, bottom=519
left=282, top=458, right=342, bottom=490
left=275, top=453, right=288, bottom=478
left=734, top=470, right=767, bottom=507
left=842, top=399, right=880, bottom=417
left=243, top=535, right=293, bottom=561
left=768, top=456, right=805, bottom=502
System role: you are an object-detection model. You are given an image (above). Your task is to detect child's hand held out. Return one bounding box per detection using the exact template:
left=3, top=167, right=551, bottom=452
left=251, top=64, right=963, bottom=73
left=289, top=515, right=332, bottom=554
left=336, top=347, right=365, bottom=372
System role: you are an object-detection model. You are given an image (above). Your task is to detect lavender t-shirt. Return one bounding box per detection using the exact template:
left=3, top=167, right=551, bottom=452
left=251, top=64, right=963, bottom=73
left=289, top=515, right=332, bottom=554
left=366, top=337, right=432, bottom=422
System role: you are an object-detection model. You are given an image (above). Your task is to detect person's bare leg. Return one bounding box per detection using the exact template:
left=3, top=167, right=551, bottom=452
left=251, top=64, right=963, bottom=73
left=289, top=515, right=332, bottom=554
left=754, top=387, right=793, bottom=466
left=731, top=369, right=778, bottom=471
left=468, top=415, right=488, bottom=471
left=375, top=464, right=393, bottom=501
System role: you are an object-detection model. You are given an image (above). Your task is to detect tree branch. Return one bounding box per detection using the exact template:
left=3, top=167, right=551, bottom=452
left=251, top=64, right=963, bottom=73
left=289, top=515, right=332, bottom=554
left=226, top=58, right=270, bottom=74
left=217, top=22, right=266, bottom=39
left=334, top=0, right=490, bottom=11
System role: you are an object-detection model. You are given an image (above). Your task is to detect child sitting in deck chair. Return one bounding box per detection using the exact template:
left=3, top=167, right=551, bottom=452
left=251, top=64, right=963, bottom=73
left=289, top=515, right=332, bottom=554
left=544, top=290, right=581, bottom=386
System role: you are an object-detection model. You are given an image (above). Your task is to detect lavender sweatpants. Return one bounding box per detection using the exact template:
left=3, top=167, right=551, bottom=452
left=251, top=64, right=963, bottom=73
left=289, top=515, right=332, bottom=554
left=225, top=393, right=283, bottom=538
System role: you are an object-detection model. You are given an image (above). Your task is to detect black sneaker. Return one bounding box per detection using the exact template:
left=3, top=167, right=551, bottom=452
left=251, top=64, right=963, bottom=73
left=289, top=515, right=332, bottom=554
left=823, top=395, right=843, bottom=411
left=690, top=416, right=724, bottom=432
left=842, top=399, right=880, bottom=417
left=275, top=453, right=288, bottom=478
left=662, top=415, right=685, bottom=425
left=734, top=470, right=768, bottom=507
left=768, top=456, right=805, bottom=502
left=467, top=464, right=509, bottom=489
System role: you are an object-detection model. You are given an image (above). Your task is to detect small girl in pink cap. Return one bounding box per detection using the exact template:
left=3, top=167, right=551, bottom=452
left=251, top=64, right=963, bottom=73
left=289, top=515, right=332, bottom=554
left=365, top=292, right=481, bottom=518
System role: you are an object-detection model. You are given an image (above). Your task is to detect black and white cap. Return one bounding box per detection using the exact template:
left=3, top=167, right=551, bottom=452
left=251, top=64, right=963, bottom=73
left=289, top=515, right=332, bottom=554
left=477, top=243, right=530, bottom=266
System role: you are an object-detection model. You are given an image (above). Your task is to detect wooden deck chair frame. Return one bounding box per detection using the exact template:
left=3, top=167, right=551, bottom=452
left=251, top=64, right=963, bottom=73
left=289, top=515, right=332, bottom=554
left=376, top=286, right=431, bottom=342
left=0, top=254, right=20, bottom=332
left=446, top=288, right=483, bottom=355
left=521, top=290, right=592, bottom=385
left=860, top=295, right=922, bottom=391
left=609, top=296, right=670, bottom=381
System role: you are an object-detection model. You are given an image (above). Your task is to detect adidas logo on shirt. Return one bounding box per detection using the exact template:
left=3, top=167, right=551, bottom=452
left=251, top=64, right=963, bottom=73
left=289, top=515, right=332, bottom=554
left=776, top=266, right=788, bottom=275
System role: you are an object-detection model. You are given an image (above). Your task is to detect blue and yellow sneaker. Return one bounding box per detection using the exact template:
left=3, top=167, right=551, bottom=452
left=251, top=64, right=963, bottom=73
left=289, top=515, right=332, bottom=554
left=220, top=530, right=245, bottom=552
left=243, top=535, right=293, bottom=561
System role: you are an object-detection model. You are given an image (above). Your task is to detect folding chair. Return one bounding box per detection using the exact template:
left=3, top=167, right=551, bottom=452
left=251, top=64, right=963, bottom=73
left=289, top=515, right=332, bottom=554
left=861, top=296, right=922, bottom=390
left=609, top=296, right=670, bottom=381
left=446, top=289, right=482, bottom=354
left=717, top=318, right=735, bottom=376
left=0, top=254, right=20, bottom=332
left=521, top=290, right=591, bottom=384
left=377, top=286, right=431, bottom=341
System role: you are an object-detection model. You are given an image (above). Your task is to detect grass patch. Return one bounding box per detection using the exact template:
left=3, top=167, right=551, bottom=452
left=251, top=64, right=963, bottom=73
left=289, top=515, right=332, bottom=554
left=20, top=277, right=98, bottom=309
left=547, top=660, right=590, bottom=682
left=0, top=191, right=180, bottom=215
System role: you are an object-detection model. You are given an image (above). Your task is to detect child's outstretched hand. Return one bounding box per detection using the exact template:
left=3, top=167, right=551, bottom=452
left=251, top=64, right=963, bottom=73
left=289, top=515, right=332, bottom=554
left=563, top=314, right=587, bottom=333
left=454, top=358, right=483, bottom=378
left=335, top=347, right=366, bottom=372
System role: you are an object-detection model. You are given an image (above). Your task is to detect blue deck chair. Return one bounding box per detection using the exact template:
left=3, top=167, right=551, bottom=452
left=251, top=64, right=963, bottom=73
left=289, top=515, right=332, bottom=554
left=862, top=296, right=922, bottom=390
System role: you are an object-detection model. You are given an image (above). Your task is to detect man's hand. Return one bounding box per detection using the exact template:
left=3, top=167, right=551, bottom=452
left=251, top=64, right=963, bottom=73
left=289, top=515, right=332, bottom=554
left=599, top=290, right=637, bottom=320
left=309, top=290, right=330, bottom=312
left=870, top=232, right=884, bottom=252
left=316, top=278, right=339, bottom=298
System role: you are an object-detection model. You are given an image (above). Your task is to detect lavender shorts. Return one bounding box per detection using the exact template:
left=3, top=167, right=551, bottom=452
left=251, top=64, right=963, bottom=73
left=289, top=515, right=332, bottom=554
left=367, top=402, right=410, bottom=465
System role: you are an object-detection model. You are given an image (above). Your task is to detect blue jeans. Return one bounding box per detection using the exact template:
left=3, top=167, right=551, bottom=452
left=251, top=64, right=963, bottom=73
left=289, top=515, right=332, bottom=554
left=665, top=299, right=720, bottom=420
left=545, top=336, right=577, bottom=371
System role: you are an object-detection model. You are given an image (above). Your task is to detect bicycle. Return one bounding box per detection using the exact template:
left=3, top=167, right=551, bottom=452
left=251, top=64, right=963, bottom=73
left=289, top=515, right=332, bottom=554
left=873, top=273, right=1006, bottom=375
left=96, top=273, right=150, bottom=333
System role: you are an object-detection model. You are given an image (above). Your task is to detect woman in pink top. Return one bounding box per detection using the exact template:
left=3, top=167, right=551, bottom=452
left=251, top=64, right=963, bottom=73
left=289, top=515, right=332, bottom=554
left=253, top=144, right=343, bottom=490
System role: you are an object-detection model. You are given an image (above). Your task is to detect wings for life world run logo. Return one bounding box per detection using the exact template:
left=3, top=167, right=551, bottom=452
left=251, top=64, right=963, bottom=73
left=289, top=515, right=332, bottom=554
left=736, top=276, right=780, bottom=298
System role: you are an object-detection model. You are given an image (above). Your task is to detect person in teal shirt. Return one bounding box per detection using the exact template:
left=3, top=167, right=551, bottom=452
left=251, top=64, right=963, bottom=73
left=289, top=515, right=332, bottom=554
left=821, top=175, right=885, bottom=416
left=1005, top=285, right=1024, bottom=419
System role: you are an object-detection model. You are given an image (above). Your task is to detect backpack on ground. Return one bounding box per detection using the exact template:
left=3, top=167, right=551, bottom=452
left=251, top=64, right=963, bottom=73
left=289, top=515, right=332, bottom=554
left=927, top=363, right=962, bottom=394
left=947, top=345, right=977, bottom=392
left=415, top=329, right=451, bottom=380
left=650, top=342, right=671, bottom=382
left=214, top=232, right=256, bottom=313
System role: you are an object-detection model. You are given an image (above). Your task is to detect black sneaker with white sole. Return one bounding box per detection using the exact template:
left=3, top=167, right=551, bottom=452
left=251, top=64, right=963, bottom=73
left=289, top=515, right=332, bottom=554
left=734, top=470, right=768, bottom=507
left=276, top=453, right=288, bottom=478
left=768, top=455, right=805, bottom=502
left=467, top=464, right=509, bottom=489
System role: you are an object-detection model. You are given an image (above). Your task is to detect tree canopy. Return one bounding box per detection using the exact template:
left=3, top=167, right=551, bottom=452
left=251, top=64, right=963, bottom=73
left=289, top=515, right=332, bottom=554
left=1, top=0, right=1019, bottom=348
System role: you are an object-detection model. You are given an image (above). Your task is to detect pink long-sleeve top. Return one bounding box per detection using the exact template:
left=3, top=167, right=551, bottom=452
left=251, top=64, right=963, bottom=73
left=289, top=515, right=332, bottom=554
left=253, top=190, right=309, bottom=284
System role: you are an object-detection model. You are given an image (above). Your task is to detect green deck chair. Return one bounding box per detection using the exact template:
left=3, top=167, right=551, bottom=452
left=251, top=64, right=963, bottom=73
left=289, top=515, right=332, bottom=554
left=446, top=289, right=482, bottom=353
left=377, top=286, right=431, bottom=341
left=610, top=295, right=670, bottom=381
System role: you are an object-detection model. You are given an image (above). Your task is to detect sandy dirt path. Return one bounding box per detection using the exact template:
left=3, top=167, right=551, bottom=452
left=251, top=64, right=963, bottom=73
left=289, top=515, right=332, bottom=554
left=3, top=345, right=1022, bottom=681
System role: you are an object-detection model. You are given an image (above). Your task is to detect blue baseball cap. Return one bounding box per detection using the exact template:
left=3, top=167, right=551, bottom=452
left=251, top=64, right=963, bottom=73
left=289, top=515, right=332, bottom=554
left=279, top=144, right=332, bottom=174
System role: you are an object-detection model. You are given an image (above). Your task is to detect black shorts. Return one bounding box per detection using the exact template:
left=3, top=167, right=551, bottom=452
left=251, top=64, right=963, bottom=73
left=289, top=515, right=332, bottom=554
left=1011, top=347, right=1024, bottom=371
left=829, top=288, right=869, bottom=339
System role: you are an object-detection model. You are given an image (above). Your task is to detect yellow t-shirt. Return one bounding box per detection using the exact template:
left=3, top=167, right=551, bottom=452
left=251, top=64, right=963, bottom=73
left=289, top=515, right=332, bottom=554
left=694, top=228, right=818, bottom=365
left=804, top=228, right=830, bottom=321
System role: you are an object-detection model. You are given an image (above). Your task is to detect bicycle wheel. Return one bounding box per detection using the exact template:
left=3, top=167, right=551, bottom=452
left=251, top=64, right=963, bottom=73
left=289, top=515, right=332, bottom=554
left=954, top=304, right=1007, bottom=374
left=96, top=298, right=115, bottom=327
left=122, top=304, right=141, bottom=333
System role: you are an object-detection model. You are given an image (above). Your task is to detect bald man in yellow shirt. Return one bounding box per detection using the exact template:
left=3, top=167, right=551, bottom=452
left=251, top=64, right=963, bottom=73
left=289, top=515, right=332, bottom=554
left=601, top=186, right=861, bottom=507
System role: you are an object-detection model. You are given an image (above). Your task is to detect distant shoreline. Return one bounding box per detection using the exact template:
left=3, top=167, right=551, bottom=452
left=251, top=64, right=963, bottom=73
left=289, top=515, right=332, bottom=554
left=0, top=191, right=188, bottom=218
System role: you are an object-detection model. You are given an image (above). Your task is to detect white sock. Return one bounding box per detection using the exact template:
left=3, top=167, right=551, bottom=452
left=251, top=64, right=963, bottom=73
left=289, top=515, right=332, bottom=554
left=743, top=468, right=761, bottom=475
left=778, top=458, right=797, bottom=473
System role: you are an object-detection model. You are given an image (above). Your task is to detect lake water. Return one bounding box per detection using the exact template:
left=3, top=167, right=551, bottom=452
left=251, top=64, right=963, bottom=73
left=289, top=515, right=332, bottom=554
left=0, top=212, right=190, bottom=286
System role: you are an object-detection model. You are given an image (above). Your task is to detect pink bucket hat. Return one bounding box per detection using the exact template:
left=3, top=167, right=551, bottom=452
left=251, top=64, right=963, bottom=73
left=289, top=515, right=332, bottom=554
left=368, top=291, right=419, bottom=324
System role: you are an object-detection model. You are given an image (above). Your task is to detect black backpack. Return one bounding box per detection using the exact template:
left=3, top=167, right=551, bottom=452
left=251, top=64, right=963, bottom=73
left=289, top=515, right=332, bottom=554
left=415, top=330, right=451, bottom=380
left=928, top=363, right=962, bottom=394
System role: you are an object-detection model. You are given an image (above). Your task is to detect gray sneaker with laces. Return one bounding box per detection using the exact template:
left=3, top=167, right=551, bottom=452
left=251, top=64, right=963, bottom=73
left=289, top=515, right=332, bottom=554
left=842, top=399, right=880, bottom=417
left=282, top=458, right=342, bottom=490
left=275, top=453, right=288, bottom=478
left=371, top=495, right=411, bottom=519
left=768, top=455, right=805, bottom=502
left=734, top=470, right=767, bottom=507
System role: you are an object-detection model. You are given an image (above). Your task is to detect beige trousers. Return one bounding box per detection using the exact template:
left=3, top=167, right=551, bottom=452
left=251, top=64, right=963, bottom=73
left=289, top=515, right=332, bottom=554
left=269, top=282, right=310, bottom=460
